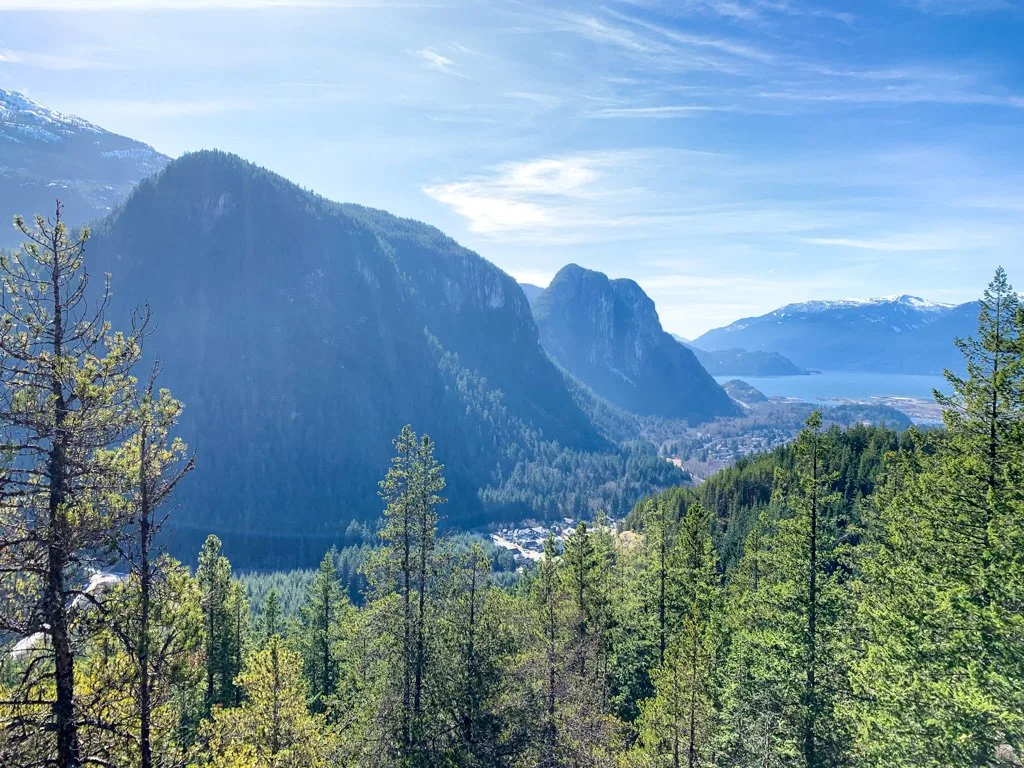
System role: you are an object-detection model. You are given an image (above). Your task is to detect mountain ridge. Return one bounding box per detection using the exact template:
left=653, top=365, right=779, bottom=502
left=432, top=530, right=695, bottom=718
left=694, top=293, right=978, bottom=374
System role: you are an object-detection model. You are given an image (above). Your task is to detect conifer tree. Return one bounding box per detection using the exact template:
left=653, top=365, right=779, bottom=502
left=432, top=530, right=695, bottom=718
left=444, top=542, right=516, bottom=767
left=299, top=549, right=354, bottom=716
left=199, top=634, right=339, bottom=768
left=110, top=375, right=194, bottom=768
left=259, top=588, right=283, bottom=644
left=717, top=413, right=850, bottom=767
left=532, top=534, right=566, bottom=768
left=716, top=512, right=784, bottom=766
left=0, top=204, right=148, bottom=768
left=637, top=502, right=720, bottom=768
left=366, top=425, right=446, bottom=766
left=224, top=581, right=250, bottom=707
left=196, top=535, right=238, bottom=711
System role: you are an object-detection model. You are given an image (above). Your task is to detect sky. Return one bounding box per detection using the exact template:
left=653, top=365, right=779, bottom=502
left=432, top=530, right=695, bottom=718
left=1, top=0, right=1023, bottom=337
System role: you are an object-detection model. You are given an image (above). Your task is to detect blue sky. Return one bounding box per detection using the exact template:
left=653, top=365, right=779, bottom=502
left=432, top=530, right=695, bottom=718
left=1, top=0, right=1022, bottom=336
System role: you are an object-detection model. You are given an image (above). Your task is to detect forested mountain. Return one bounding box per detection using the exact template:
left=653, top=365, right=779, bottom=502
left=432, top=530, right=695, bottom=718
left=532, top=264, right=739, bottom=421
left=694, top=294, right=978, bottom=373
left=675, top=336, right=809, bottom=376
left=0, top=89, right=168, bottom=247
left=77, top=151, right=686, bottom=564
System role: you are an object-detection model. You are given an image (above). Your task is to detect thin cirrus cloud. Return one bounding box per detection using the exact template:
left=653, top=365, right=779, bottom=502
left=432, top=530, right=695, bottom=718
left=0, top=49, right=111, bottom=70
left=412, top=48, right=469, bottom=78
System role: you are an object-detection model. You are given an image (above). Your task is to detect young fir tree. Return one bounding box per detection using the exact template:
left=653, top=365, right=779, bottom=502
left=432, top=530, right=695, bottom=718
left=199, top=634, right=339, bottom=768
left=366, top=425, right=446, bottom=766
left=562, top=522, right=601, bottom=677
left=196, top=535, right=240, bottom=711
left=224, top=580, right=250, bottom=707
left=531, top=534, right=568, bottom=768
left=716, top=511, right=784, bottom=767
left=444, top=542, right=515, bottom=767
left=298, top=549, right=355, bottom=716
left=0, top=205, right=148, bottom=768
left=561, top=521, right=619, bottom=763
left=637, top=502, right=720, bottom=768
left=109, top=375, right=195, bottom=768
left=259, top=588, right=284, bottom=645
left=853, top=268, right=1024, bottom=767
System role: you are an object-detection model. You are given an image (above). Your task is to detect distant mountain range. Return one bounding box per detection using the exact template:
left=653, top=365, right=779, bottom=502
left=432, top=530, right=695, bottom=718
left=694, top=295, right=978, bottom=374
left=0, top=89, right=169, bottom=246
left=531, top=265, right=739, bottom=422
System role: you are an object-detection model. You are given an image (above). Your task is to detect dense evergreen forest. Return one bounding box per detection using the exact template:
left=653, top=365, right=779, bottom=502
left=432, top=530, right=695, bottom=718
left=3, top=207, right=1024, bottom=768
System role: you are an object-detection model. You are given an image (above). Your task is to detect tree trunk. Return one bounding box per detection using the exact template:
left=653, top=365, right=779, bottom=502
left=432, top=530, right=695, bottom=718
left=47, top=232, right=80, bottom=768
left=139, top=423, right=153, bottom=768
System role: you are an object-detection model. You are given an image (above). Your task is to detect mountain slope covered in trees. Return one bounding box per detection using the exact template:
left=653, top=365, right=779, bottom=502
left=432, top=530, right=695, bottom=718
left=532, top=264, right=739, bottom=422
left=694, top=294, right=978, bottom=373
left=78, top=151, right=685, bottom=564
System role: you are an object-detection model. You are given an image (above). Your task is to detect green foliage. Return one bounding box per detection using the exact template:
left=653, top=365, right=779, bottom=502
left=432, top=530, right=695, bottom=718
left=637, top=502, right=721, bottom=768
left=853, top=267, right=1024, bottom=767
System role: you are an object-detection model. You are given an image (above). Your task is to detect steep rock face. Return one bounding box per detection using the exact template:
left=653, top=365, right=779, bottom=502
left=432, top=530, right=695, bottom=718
left=694, top=295, right=979, bottom=374
left=0, top=89, right=169, bottom=245
left=81, top=152, right=605, bottom=563
left=532, top=264, right=739, bottom=422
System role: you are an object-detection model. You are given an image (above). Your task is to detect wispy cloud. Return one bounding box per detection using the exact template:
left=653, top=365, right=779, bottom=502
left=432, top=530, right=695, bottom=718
left=803, top=230, right=1001, bottom=252
left=60, top=97, right=264, bottom=119
left=412, top=48, right=468, bottom=78
left=905, top=0, right=1016, bottom=14
left=593, top=104, right=741, bottom=118
left=0, top=48, right=111, bottom=70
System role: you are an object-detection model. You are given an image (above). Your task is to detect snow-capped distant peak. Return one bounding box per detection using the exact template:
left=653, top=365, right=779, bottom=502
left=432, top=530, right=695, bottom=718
left=0, top=88, right=103, bottom=138
left=775, top=294, right=953, bottom=316
left=880, top=294, right=954, bottom=311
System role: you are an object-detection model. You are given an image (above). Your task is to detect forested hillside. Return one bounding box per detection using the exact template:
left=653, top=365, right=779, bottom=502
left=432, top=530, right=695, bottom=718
left=3, top=201, right=1023, bottom=767
left=78, top=152, right=687, bottom=564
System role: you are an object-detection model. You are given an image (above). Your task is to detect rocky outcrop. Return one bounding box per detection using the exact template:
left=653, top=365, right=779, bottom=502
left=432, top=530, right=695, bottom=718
left=532, top=264, right=739, bottom=422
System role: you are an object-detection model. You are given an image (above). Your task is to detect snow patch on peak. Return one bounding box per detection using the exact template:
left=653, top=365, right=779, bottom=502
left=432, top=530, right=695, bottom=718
left=0, top=88, right=103, bottom=137
left=775, top=294, right=953, bottom=316
left=881, top=294, right=953, bottom=311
